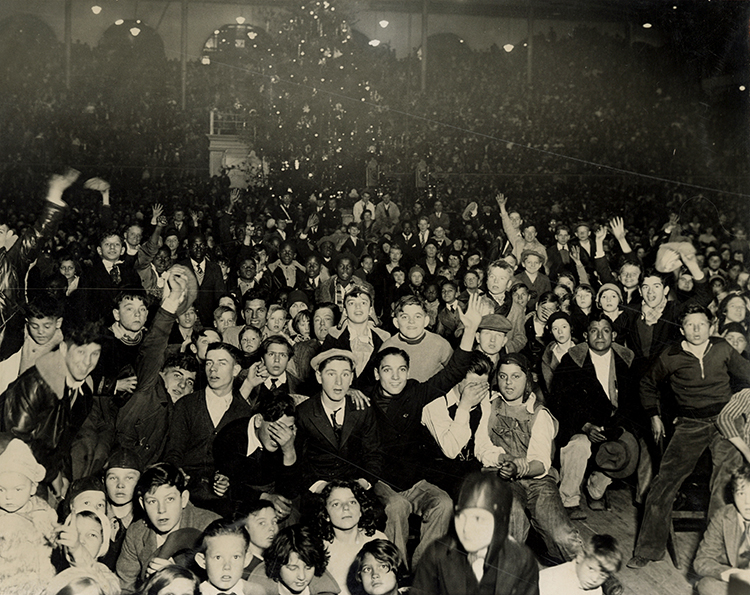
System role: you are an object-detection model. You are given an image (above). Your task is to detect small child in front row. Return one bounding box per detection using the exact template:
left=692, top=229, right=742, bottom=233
left=0, top=436, right=58, bottom=590
left=196, top=518, right=253, bottom=595
left=538, top=534, right=622, bottom=595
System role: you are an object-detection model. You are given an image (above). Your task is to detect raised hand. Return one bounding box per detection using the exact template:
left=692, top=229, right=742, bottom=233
left=229, top=188, right=242, bottom=205
left=569, top=245, right=582, bottom=264
left=495, top=192, right=508, bottom=208
left=457, top=292, right=484, bottom=331
left=151, top=203, right=164, bottom=222
left=47, top=168, right=81, bottom=206
left=609, top=217, right=626, bottom=241
left=595, top=224, right=608, bottom=243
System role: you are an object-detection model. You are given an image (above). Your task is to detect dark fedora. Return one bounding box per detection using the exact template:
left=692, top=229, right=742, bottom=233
left=594, top=429, right=639, bottom=479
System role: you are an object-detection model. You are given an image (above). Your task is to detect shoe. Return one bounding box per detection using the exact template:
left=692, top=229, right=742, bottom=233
left=586, top=490, right=608, bottom=511
left=626, top=555, right=651, bottom=569
left=565, top=505, right=587, bottom=520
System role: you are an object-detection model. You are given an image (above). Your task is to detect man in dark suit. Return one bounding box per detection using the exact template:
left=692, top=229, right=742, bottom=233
left=213, top=392, right=300, bottom=518
left=177, top=232, right=227, bottom=327
left=294, top=349, right=383, bottom=489
left=80, top=230, right=140, bottom=324
left=549, top=314, right=640, bottom=519
left=545, top=224, right=577, bottom=283
left=240, top=335, right=301, bottom=408
left=395, top=220, right=420, bottom=266
left=266, top=240, right=306, bottom=292
left=164, top=342, right=252, bottom=514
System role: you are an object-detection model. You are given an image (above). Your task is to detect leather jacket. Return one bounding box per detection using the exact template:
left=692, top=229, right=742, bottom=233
left=0, top=201, right=66, bottom=360
left=0, top=350, right=93, bottom=483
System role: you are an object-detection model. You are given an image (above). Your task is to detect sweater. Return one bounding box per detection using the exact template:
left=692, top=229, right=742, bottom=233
left=641, top=337, right=750, bottom=419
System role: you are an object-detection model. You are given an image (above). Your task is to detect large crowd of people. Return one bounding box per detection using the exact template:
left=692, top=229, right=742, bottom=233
left=0, top=9, right=749, bottom=595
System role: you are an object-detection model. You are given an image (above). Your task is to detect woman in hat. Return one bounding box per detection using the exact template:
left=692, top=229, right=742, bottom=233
left=475, top=353, right=583, bottom=564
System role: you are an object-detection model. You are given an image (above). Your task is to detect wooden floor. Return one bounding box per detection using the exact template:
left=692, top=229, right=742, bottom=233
left=564, top=487, right=701, bottom=595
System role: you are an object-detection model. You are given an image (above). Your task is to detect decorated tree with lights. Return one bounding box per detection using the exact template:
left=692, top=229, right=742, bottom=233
left=224, top=0, right=392, bottom=189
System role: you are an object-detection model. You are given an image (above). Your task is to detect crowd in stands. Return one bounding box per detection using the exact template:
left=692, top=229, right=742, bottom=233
left=1, top=12, right=750, bottom=595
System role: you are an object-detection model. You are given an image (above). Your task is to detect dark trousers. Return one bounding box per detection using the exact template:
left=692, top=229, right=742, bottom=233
left=634, top=416, right=741, bottom=560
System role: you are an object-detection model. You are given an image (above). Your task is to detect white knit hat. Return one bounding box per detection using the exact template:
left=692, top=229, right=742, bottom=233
left=0, top=439, right=46, bottom=483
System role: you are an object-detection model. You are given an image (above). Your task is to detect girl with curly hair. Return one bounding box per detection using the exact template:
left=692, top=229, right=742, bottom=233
left=315, top=480, right=388, bottom=595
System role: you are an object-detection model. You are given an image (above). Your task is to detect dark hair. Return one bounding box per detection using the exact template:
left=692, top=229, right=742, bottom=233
left=353, top=539, right=408, bottom=586
left=257, top=391, right=296, bottom=423
left=138, top=565, right=200, bottom=595
left=372, top=346, right=410, bottom=370
left=678, top=303, right=712, bottom=327
left=113, top=289, right=149, bottom=310
left=587, top=310, right=614, bottom=331
left=344, top=287, right=372, bottom=306
left=264, top=525, right=329, bottom=581
left=52, top=576, right=105, bottom=595
left=162, top=352, right=199, bottom=374
left=98, top=229, right=123, bottom=245
left=199, top=518, right=250, bottom=553
left=314, top=302, right=341, bottom=327
left=732, top=463, right=750, bottom=494
left=191, top=327, right=222, bottom=345
left=392, top=294, right=426, bottom=317
left=236, top=499, right=276, bottom=520
left=465, top=351, right=493, bottom=378
left=260, top=335, right=294, bottom=357
left=205, top=341, right=243, bottom=364
left=25, top=293, right=64, bottom=320
left=243, top=288, right=270, bottom=308
left=62, top=303, right=103, bottom=348
left=641, top=267, right=670, bottom=286
left=555, top=224, right=570, bottom=235
left=135, top=462, right=187, bottom=501
left=582, top=534, right=623, bottom=574
left=494, top=353, right=533, bottom=402
left=315, top=479, right=379, bottom=542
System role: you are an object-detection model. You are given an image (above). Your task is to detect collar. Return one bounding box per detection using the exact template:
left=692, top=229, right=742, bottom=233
left=322, top=399, right=345, bottom=422
left=279, top=583, right=310, bottom=595
left=265, top=372, right=288, bottom=388
left=110, top=322, right=145, bottom=346
left=444, top=387, right=461, bottom=408
left=557, top=243, right=568, bottom=251
left=191, top=258, right=206, bottom=269
left=103, top=259, right=123, bottom=273
left=489, top=390, right=538, bottom=413
left=201, top=578, right=248, bottom=595
left=247, top=414, right=264, bottom=456
left=398, top=331, right=427, bottom=345
left=205, top=385, right=233, bottom=403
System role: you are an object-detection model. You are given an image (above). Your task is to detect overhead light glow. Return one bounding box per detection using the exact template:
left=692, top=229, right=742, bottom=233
left=379, top=20, right=389, bottom=28
left=130, top=27, right=141, bottom=36
left=369, top=39, right=381, bottom=47
left=643, top=23, right=652, bottom=28
left=91, top=5, right=102, bottom=15
left=201, top=56, right=211, bottom=65
left=115, top=19, right=124, bottom=25
left=503, top=44, right=514, bottom=52
left=236, top=16, right=246, bottom=24
left=740, top=86, right=746, bottom=91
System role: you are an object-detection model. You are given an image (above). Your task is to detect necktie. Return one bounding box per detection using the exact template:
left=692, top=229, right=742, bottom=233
left=560, top=247, right=570, bottom=265
left=330, top=409, right=342, bottom=441
left=195, top=262, right=204, bottom=284
left=270, top=378, right=278, bottom=390
left=110, top=264, right=121, bottom=285
left=467, top=552, right=485, bottom=582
